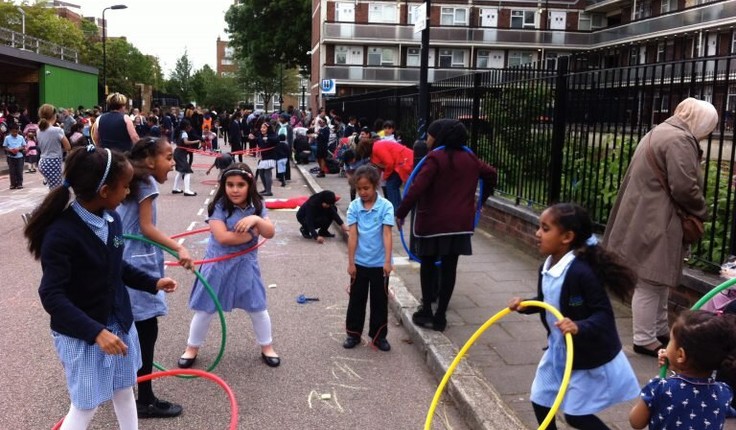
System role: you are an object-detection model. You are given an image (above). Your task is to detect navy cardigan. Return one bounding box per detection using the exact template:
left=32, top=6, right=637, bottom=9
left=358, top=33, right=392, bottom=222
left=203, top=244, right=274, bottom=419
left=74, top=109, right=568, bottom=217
left=521, top=258, right=622, bottom=370
left=38, top=208, right=159, bottom=344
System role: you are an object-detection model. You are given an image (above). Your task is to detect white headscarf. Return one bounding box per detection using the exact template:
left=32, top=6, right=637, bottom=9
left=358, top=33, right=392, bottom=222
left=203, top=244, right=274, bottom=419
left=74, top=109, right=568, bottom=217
left=673, top=98, right=718, bottom=140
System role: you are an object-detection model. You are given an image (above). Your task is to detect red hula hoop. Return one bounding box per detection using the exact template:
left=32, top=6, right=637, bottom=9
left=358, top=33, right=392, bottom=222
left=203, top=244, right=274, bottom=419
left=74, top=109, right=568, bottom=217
left=52, top=369, right=239, bottom=430
left=202, top=179, right=219, bottom=185
left=170, top=227, right=211, bottom=239
left=164, top=238, right=268, bottom=266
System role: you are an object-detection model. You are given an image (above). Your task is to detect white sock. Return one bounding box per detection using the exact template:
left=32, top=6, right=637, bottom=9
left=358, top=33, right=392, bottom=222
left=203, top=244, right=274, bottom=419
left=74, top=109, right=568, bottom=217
left=187, top=311, right=215, bottom=347
left=173, top=173, right=182, bottom=191
left=60, top=404, right=97, bottom=430
left=111, top=387, right=138, bottom=430
left=248, top=310, right=273, bottom=346
left=183, top=174, right=192, bottom=193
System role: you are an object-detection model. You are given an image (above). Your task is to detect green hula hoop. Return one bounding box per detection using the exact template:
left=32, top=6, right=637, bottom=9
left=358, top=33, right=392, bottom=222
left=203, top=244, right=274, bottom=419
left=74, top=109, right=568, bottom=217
left=123, top=234, right=227, bottom=378
left=658, top=277, right=736, bottom=377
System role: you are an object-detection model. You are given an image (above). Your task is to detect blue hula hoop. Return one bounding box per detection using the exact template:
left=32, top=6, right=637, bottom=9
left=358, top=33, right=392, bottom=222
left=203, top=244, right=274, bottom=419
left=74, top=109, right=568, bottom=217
left=399, top=145, right=484, bottom=264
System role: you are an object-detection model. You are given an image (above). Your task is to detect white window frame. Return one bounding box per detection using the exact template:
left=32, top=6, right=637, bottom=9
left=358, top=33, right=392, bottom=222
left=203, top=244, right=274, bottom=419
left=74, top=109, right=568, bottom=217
left=368, top=3, right=398, bottom=23
left=408, top=4, right=420, bottom=24
left=732, top=32, right=736, bottom=54
left=477, top=50, right=491, bottom=69
left=511, top=10, right=536, bottom=29
left=633, top=0, right=651, bottom=20
left=224, top=47, right=234, bottom=59
left=661, top=0, right=677, bottom=13
left=578, top=12, right=604, bottom=31
left=440, top=7, right=468, bottom=26
left=335, top=2, right=355, bottom=22
left=335, top=46, right=348, bottom=65
left=438, top=49, right=467, bottom=68
left=407, top=48, right=420, bottom=67
left=367, top=47, right=397, bottom=66
left=545, top=52, right=559, bottom=70
left=727, top=86, right=736, bottom=111
left=221, top=58, right=233, bottom=65
left=508, top=51, right=534, bottom=67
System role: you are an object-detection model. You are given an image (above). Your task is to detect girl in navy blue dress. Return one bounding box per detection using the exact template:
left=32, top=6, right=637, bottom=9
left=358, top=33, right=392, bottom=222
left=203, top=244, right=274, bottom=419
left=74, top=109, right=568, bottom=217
left=25, top=145, right=178, bottom=430
left=117, top=137, right=194, bottom=418
left=509, top=203, right=639, bottom=429
left=178, top=163, right=281, bottom=368
left=630, top=310, right=736, bottom=430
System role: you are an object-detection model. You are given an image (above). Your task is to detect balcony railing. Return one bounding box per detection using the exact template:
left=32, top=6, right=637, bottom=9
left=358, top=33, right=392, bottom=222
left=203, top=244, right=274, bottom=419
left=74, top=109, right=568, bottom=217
left=323, top=65, right=480, bottom=84
left=0, top=26, right=79, bottom=63
left=323, top=0, right=736, bottom=49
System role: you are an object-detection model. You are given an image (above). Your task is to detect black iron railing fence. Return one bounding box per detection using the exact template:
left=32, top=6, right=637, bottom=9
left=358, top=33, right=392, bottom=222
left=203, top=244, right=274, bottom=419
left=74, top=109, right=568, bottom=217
left=326, top=53, right=736, bottom=270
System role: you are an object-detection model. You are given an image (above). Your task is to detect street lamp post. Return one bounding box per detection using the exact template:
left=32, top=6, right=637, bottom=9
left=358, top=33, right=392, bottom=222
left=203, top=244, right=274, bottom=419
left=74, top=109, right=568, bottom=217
left=102, top=4, right=127, bottom=101
left=16, top=7, right=25, bottom=49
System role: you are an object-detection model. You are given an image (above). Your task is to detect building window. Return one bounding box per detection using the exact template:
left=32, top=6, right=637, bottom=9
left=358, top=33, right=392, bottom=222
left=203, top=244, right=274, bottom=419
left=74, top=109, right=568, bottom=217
left=545, top=52, right=559, bottom=70
left=656, top=42, right=665, bottom=62
left=508, top=51, right=534, bottom=67
left=661, top=0, right=677, bottom=13
left=633, top=0, right=651, bottom=20
left=578, top=13, right=605, bottom=31
left=335, top=2, right=355, bottom=22
left=732, top=32, right=736, bottom=53
left=438, top=49, right=467, bottom=68
left=367, top=47, right=396, bottom=66
left=335, top=46, right=348, bottom=64
left=440, top=7, right=468, bottom=26
left=511, top=10, right=536, bottom=29
left=477, top=50, right=490, bottom=68
left=368, top=3, right=398, bottom=23
left=221, top=59, right=233, bottom=65
left=224, top=47, right=234, bottom=59
left=407, top=48, right=420, bottom=67
left=630, top=47, right=638, bottom=65
left=408, top=4, right=420, bottom=24
left=727, top=86, right=736, bottom=111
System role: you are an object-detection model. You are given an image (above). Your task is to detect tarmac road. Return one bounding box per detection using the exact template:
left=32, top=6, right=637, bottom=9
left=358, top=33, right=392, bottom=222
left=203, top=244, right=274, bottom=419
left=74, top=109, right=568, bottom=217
left=0, top=155, right=468, bottom=430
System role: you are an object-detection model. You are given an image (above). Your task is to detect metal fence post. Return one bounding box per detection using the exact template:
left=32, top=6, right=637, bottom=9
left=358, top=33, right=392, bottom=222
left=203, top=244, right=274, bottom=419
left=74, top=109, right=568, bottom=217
left=548, top=56, right=568, bottom=205
left=470, top=72, right=482, bottom=153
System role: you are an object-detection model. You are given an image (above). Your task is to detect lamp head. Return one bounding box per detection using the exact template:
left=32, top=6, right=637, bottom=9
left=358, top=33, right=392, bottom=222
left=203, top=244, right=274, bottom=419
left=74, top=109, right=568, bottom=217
left=111, top=4, right=127, bottom=10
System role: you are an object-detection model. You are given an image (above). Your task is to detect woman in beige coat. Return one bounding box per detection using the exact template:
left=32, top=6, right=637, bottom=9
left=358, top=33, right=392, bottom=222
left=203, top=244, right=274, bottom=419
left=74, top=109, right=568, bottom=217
left=603, top=98, right=718, bottom=356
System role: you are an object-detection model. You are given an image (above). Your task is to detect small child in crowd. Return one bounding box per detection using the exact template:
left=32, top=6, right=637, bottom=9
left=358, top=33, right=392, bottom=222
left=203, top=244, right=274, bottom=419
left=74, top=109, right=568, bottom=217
left=202, top=125, right=216, bottom=152
left=344, top=165, right=394, bottom=351
left=296, top=190, right=348, bottom=243
left=206, top=152, right=235, bottom=177
left=172, top=119, right=199, bottom=196
left=275, top=134, right=290, bottom=187
left=509, top=203, right=639, bottom=429
left=3, top=122, right=26, bottom=189
left=117, top=137, right=194, bottom=419
left=629, top=310, right=736, bottom=430
left=25, top=145, right=178, bottom=430
left=24, top=129, right=38, bottom=173
left=178, top=163, right=281, bottom=369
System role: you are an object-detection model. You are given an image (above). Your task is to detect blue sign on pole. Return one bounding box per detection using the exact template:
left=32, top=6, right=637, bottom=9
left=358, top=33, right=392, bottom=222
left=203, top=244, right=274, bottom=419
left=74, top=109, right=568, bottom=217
left=321, top=79, right=336, bottom=95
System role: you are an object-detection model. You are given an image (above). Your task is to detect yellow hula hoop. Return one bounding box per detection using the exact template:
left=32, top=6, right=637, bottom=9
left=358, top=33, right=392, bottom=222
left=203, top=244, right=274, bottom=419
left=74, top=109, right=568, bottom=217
left=424, top=300, right=574, bottom=430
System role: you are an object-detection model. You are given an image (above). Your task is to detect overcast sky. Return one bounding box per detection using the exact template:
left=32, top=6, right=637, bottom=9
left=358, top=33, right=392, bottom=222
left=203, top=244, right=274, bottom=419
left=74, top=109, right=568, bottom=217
left=50, top=0, right=235, bottom=76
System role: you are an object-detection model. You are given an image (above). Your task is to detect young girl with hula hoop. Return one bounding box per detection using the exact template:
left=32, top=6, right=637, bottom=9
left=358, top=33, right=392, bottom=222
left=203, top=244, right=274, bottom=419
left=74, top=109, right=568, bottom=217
left=116, top=137, right=194, bottom=418
left=25, top=145, right=178, bottom=429
left=509, top=203, right=639, bottom=429
left=178, top=163, right=281, bottom=368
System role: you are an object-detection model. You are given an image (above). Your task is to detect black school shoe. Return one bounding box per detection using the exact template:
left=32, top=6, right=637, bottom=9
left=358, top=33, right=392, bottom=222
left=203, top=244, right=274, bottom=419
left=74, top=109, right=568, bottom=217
left=412, top=306, right=434, bottom=328
left=343, top=336, right=361, bottom=349
left=374, top=338, right=391, bottom=352
left=137, top=398, right=183, bottom=419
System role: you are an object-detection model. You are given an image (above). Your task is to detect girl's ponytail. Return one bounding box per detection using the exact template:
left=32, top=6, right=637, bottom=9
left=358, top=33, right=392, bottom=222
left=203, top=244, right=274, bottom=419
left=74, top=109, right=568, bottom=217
left=576, top=244, right=636, bottom=302
left=24, top=185, right=72, bottom=260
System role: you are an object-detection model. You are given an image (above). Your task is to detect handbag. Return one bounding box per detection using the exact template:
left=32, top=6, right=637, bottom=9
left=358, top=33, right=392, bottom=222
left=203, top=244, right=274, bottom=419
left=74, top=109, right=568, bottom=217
left=644, top=131, right=705, bottom=244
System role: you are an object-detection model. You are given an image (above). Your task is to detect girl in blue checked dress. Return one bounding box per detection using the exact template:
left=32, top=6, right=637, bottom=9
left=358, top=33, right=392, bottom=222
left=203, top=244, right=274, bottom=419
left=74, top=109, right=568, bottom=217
left=630, top=310, right=736, bottom=430
left=117, top=137, right=194, bottom=418
left=509, top=203, right=639, bottom=429
left=178, top=163, right=281, bottom=368
left=25, top=145, right=178, bottom=430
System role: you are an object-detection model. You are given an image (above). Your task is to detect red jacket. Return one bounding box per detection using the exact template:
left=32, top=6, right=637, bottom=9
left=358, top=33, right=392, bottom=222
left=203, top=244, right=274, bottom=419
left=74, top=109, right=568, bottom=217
left=370, top=140, right=414, bottom=182
left=395, top=149, right=497, bottom=237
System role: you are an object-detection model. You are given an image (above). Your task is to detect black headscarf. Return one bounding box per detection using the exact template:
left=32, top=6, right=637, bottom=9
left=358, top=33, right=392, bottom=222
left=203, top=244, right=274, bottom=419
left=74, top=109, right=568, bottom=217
left=427, top=119, right=468, bottom=149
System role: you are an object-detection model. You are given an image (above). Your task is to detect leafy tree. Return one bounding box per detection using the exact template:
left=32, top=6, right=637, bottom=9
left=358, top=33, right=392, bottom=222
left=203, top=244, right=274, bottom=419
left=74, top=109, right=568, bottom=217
left=168, top=52, right=195, bottom=104
left=224, top=0, right=312, bottom=77
left=191, top=65, right=218, bottom=106
left=0, top=3, right=87, bottom=60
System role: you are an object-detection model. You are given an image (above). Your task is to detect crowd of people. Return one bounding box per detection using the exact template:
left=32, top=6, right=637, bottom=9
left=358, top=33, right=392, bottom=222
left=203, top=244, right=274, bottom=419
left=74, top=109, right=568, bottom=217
left=11, top=93, right=736, bottom=430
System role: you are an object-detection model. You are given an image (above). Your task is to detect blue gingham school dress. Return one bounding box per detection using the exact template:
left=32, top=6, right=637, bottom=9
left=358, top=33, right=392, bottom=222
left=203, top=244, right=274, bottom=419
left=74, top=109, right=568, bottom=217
left=530, top=252, right=640, bottom=415
left=53, top=320, right=141, bottom=410
left=189, top=202, right=268, bottom=313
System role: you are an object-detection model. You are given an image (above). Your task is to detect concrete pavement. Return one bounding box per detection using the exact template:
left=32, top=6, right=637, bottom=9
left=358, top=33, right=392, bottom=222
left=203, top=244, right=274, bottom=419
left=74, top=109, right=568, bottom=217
left=295, top=161, right=733, bottom=430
